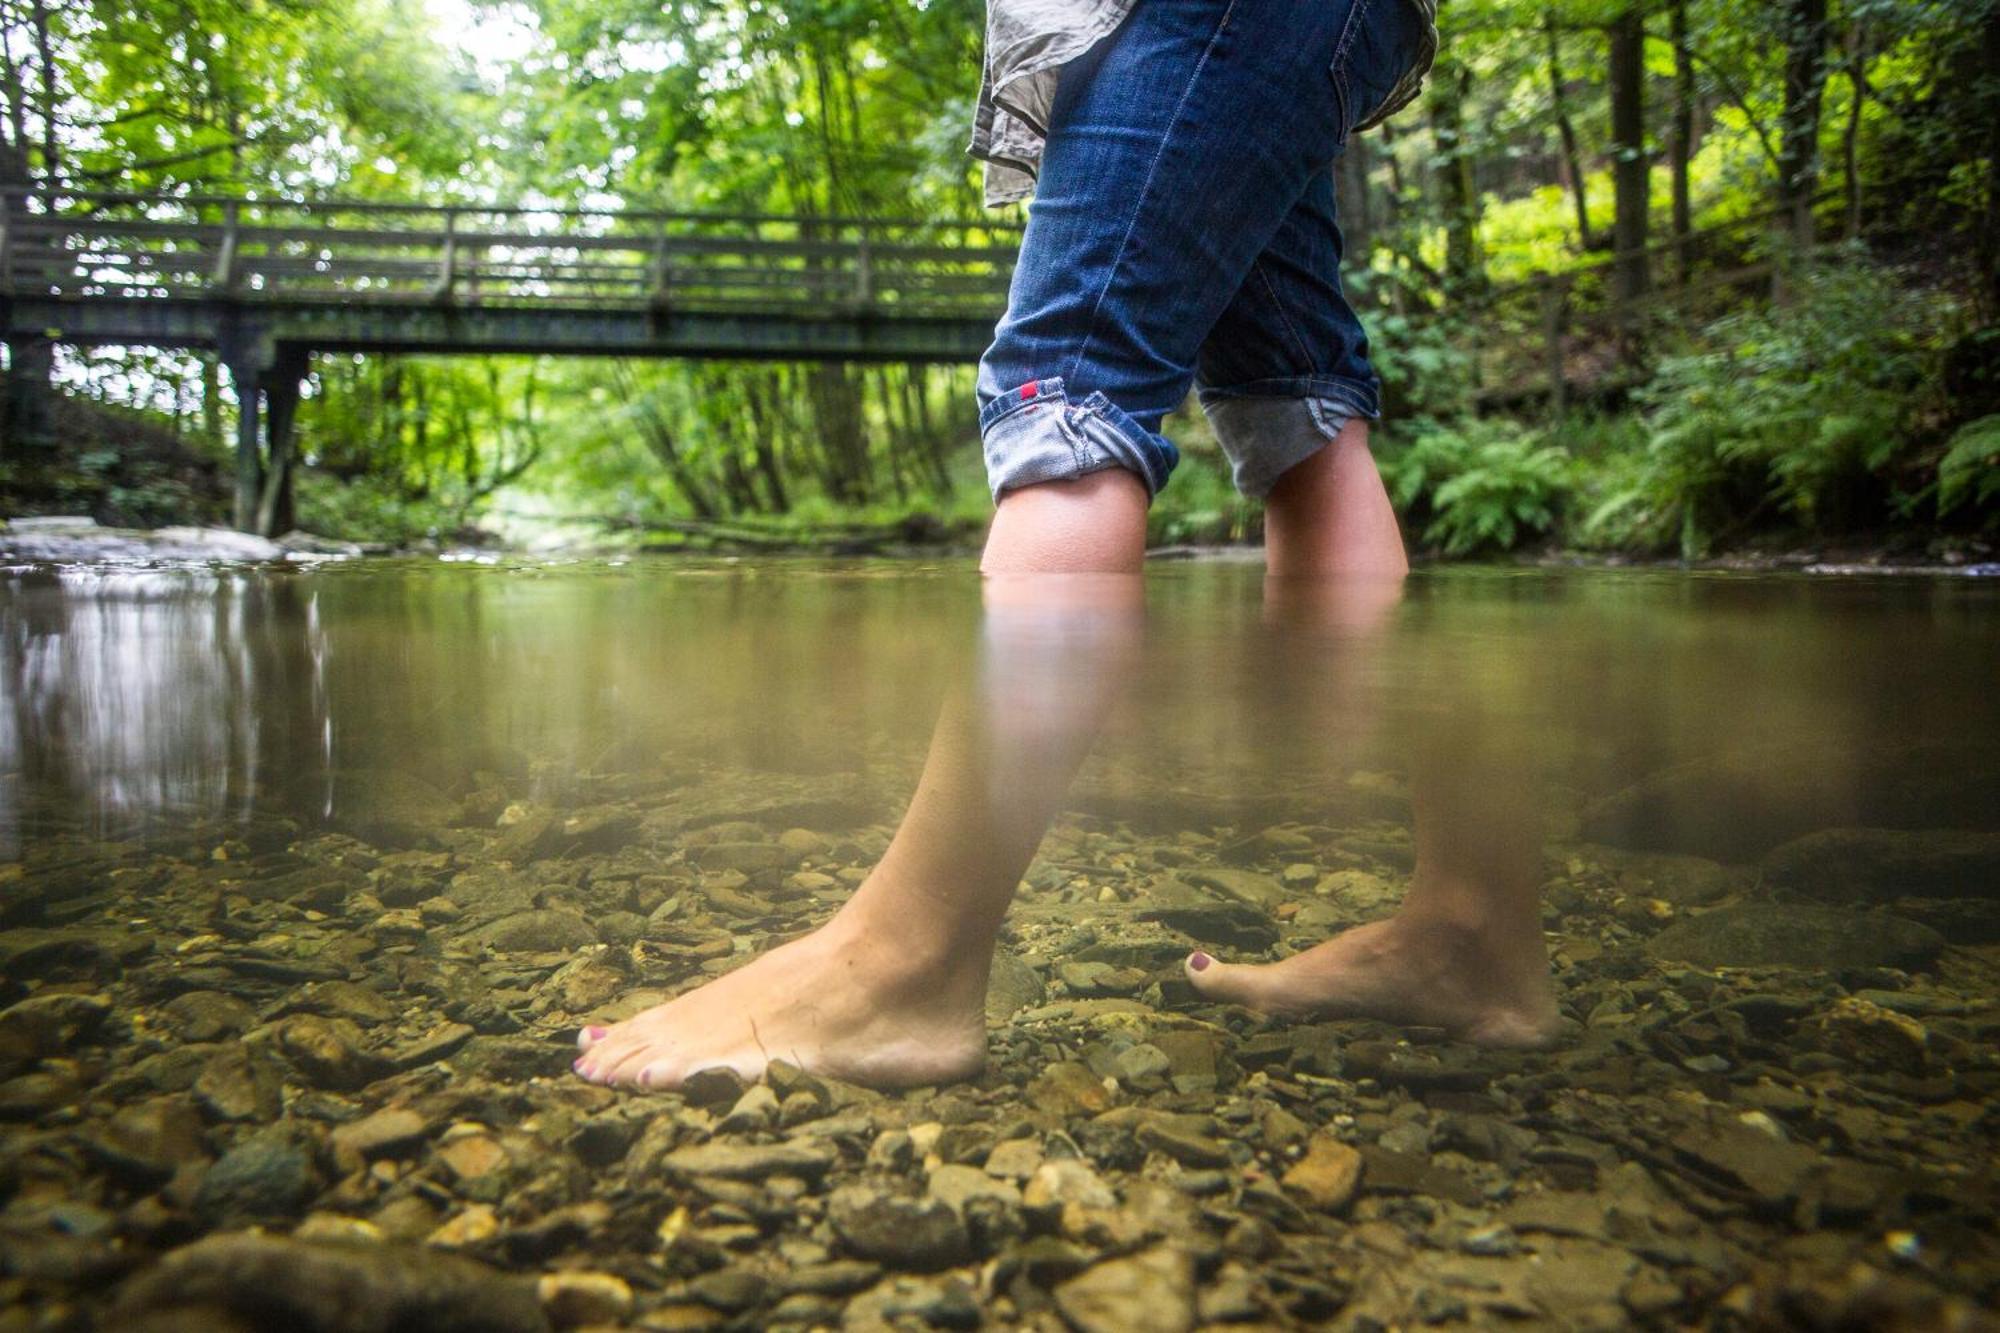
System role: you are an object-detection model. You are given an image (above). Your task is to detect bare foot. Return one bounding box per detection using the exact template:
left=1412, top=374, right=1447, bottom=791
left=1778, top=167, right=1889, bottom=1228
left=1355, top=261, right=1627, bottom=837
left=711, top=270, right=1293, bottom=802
left=1182, top=914, right=1562, bottom=1049
left=571, top=912, right=988, bottom=1091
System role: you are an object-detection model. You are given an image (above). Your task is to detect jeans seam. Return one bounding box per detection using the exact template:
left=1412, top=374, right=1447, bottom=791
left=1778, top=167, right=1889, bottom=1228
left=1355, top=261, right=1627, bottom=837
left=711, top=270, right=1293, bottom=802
left=1252, top=258, right=1318, bottom=372
left=1327, top=0, right=1379, bottom=142
left=1060, top=0, right=1241, bottom=390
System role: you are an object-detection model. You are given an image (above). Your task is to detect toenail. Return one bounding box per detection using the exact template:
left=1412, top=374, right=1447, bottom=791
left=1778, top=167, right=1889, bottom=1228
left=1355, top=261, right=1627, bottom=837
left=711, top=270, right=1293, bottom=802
left=1189, top=951, right=1213, bottom=972
left=584, top=1026, right=607, bottom=1040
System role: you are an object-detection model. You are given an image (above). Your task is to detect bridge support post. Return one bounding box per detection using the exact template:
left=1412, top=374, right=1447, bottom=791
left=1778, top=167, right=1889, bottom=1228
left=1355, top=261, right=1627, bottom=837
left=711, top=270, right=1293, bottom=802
left=2, top=333, right=55, bottom=455
left=255, top=348, right=309, bottom=537
left=223, top=340, right=310, bottom=538
left=222, top=319, right=302, bottom=535
left=227, top=358, right=263, bottom=533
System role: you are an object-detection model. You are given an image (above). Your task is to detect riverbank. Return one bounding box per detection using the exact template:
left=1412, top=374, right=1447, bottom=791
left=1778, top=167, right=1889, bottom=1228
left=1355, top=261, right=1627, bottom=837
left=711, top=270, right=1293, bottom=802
left=5, top=513, right=1996, bottom=577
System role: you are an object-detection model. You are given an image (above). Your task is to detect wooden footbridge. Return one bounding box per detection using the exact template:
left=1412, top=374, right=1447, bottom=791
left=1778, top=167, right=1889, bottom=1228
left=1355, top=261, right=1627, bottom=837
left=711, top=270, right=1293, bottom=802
left=0, top=189, right=1020, bottom=531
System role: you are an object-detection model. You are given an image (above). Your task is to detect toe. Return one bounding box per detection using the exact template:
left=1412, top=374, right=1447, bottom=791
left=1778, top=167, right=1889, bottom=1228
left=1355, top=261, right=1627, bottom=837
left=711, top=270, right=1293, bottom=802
left=1185, top=951, right=1260, bottom=1005
left=601, top=1039, right=673, bottom=1088
left=576, top=1025, right=609, bottom=1053
left=634, top=1055, right=687, bottom=1090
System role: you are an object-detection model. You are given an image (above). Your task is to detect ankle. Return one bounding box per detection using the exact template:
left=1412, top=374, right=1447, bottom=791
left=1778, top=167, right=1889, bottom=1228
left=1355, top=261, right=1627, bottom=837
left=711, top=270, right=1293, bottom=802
left=819, top=900, right=994, bottom=1002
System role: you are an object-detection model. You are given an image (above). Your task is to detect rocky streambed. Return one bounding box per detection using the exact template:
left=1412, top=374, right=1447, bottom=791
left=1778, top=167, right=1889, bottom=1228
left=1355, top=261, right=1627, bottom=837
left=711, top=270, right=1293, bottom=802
left=2, top=762, right=1998, bottom=1331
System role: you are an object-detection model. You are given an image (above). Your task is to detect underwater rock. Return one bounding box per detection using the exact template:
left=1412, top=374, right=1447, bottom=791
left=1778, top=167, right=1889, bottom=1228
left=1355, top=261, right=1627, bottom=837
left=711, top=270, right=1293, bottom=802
left=330, top=769, right=461, bottom=848
left=1809, top=996, right=1930, bottom=1074
left=1135, top=902, right=1280, bottom=951
left=195, top=1130, right=322, bottom=1224
left=1053, top=1244, right=1197, bottom=1333
left=1582, top=846, right=1750, bottom=906
left=663, top=1140, right=837, bottom=1181
left=828, top=1186, right=972, bottom=1271
left=1184, top=867, right=1289, bottom=909
left=536, top=1271, right=633, bottom=1326
left=277, top=1014, right=390, bottom=1091
left=108, top=1232, right=550, bottom=1333
left=330, top=1107, right=430, bottom=1161
left=1282, top=1134, right=1363, bottom=1212
left=468, top=909, right=598, bottom=953
left=984, top=950, right=1045, bottom=1025
left=1761, top=827, right=2000, bottom=902
left=1644, top=903, right=1944, bottom=970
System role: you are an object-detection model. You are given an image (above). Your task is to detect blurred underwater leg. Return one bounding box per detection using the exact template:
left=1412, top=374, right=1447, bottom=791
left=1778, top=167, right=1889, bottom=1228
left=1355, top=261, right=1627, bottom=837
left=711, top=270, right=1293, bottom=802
left=573, top=560, right=1143, bottom=1089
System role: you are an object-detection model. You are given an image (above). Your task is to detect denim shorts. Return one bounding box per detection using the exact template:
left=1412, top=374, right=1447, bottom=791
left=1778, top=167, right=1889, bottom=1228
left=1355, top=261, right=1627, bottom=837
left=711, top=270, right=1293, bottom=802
left=977, top=0, right=1432, bottom=501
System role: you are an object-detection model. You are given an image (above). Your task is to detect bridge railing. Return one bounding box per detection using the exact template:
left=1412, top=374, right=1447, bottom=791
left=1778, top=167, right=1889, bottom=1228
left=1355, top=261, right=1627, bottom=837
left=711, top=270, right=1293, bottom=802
left=0, top=189, right=1022, bottom=318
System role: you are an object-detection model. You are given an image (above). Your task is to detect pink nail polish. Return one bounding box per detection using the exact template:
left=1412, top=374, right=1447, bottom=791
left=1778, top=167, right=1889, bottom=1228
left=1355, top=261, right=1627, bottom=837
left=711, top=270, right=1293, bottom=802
left=1189, top=951, right=1212, bottom=972
left=584, top=1026, right=607, bottom=1041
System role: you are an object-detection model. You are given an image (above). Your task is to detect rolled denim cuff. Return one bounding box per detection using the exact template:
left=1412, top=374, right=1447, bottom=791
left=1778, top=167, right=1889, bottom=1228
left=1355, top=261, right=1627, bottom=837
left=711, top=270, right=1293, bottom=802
left=980, top=376, right=1180, bottom=502
left=1197, top=375, right=1382, bottom=499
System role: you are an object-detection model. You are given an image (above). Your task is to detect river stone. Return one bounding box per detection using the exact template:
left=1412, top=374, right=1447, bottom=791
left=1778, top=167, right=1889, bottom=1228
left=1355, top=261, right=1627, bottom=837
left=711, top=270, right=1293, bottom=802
left=1761, top=827, right=2000, bottom=902
left=161, top=990, right=258, bottom=1042
left=663, top=1141, right=837, bottom=1181
left=1282, top=1134, right=1363, bottom=1212
left=1136, top=903, right=1280, bottom=952
left=87, top=1096, right=207, bottom=1187
left=469, top=909, right=597, bottom=953
left=107, top=1232, right=550, bottom=1333
left=1644, top=903, right=1944, bottom=970
left=828, top=1187, right=971, bottom=1271
left=196, top=1132, right=322, bottom=1224
left=1184, top=868, right=1289, bottom=909
left=693, top=841, right=791, bottom=874
left=1053, top=1245, right=1196, bottom=1333
left=278, top=1014, right=390, bottom=1090
left=331, top=1107, right=430, bottom=1161
left=985, top=950, right=1045, bottom=1026
left=1587, top=846, right=1749, bottom=906
left=332, top=769, right=460, bottom=848
left=537, top=1270, right=634, bottom=1325
left=194, top=1046, right=284, bottom=1122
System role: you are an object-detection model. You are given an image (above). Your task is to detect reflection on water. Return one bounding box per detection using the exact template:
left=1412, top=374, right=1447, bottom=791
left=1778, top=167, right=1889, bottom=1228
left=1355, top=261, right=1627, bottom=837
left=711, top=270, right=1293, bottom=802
left=2, top=558, right=1998, bottom=1328
left=7, top=562, right=1996, bottom=856
left=0, top=570, right=333, bottom=848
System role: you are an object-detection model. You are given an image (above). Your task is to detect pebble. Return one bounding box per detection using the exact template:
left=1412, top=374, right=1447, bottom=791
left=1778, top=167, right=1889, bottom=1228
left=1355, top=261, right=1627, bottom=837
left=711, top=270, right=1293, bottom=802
left=828, top=1187, right=972, bottom=1270
left=1054, top=1244, right=1197, bottom=1333
left=537, top=1270, right=633, bottom=1326
left=1281, top=1134, right=1363, bottom=1212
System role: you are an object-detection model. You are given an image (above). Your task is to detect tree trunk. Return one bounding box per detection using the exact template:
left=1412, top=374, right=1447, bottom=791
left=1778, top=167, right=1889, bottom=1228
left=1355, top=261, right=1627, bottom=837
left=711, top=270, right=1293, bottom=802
left=745, top=376, right=791, bottom=513
left=1776, top=0, right=1830, bottom=247
left=1841, top=25, right=1866, bottom=241
left=1545, top=16, right=1598, bottom=251
left=1427, top=55, right=1482, bottom=299
left=1669, top=0, right=1696, bottom=282
left=1607, top=6, right=1651, bottom=306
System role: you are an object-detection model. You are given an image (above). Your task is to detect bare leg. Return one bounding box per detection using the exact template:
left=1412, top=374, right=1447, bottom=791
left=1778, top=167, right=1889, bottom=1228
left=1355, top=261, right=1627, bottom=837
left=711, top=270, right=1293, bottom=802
left=1263, top=418, right=1409, bottom=580
left=1184, top=425, right=1562, bottom=1048
left=574, top=473, right=1145, bottom=1089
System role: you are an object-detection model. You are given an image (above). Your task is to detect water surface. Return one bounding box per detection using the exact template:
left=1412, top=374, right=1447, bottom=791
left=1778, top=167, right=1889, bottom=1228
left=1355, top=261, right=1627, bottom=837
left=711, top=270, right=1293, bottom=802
left=2, top=558, right=1996, bottom=1328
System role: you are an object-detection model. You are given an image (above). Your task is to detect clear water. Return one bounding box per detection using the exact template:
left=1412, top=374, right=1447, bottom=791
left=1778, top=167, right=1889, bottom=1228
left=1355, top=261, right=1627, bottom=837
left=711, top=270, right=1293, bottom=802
left=3, top=558, right=1997, bottom=1327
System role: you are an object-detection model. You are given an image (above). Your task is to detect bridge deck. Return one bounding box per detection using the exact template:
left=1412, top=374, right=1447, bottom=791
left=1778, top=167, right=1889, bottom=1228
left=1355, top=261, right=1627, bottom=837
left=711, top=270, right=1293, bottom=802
left=0, top=189, right=1019, bottom=362
left=0, top=189, right=1024, bottom=534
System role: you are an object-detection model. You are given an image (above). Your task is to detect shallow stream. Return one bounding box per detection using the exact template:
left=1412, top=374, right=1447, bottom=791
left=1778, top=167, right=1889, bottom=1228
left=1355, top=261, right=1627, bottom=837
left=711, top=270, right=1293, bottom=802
left=2, top=558, right=1996, bottom=1330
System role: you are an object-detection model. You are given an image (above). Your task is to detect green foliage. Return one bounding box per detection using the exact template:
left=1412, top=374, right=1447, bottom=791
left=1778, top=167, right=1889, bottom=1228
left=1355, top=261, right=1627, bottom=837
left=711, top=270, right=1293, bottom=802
left=294, top=472, right=463, bottom=547
left=1937, top=416, right=2000, bottom=522
left=1147, top=451, right=1259, bottom=548
left=1590, top=260, right=1953, bottom=555
left=1380, top=418, right=1574, bottom=556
